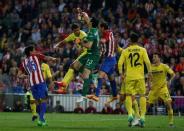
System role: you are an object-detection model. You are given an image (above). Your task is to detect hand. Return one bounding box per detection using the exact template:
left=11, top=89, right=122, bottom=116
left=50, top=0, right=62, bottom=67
left=74, top=38, right=81, bottom=44
left=75, top=8, right=82, bottom=20
left=81, top=12, right=90, bottom=23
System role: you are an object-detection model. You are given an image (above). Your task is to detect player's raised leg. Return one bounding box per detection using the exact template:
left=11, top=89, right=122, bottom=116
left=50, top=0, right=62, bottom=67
left=55, top=68, right=74, bottom=88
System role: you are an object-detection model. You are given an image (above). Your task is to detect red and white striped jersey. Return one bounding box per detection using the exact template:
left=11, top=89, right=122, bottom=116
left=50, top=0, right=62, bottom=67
left=100, top=30, right=116, bottom=57
left=20, top=53, right=46, bottom=86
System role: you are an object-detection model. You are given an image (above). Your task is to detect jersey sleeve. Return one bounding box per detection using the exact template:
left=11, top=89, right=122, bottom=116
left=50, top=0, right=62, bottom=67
left=80, top=31, right=87, bottom=39
left=118, top=50, right=125, bottom=74
left=64, top=33, right=75, bottom=43
left=143, top=48, right=151, bottom=73
left=46, top=65, right=52, bottom=79
left=117, top=46, right=123, bottom=54
left=32, top=53, right=46, bottom=61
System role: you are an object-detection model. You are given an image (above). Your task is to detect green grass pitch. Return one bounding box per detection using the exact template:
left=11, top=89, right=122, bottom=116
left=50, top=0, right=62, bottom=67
left=0, top=113, right=183, bottom=131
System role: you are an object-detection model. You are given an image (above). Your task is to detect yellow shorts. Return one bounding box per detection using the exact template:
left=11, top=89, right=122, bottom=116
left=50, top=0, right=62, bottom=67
left=26, top=91, right=35, bottom=100
left=125, top=79, right=146, bottom=95
left=29, top=92, right=35, bottom=101
left=147, top=86, right=172, bottom=104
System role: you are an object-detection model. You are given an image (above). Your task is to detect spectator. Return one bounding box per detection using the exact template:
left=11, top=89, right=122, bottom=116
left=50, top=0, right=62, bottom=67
left=171, top=72, right=181, bottom=95
left=174, top=90, right=184, bottom=114
left=68, top=76, right=83, bottom=94
left=54, top=100, right=64, bottom=113
left=175, top=57, right=184, bottom=74
left=85, top=101, right=96, bottom=113
left=88, top=82, right=96, bottom=95
left=169, top=57, right=177, bottom=71
left=0, top=68, right=5, bottom=112
left=113, top=103, right=124, bottom=114
left=101, top=103, right=113, bottom=114
left=13, top=100, right=23, bottom=112
left=58, top=0, right=66, bottom=12
left=0, top=0, right=183, bottom=103
left=100, top=85, right=110, bottom=95
left=178, top=77, right=184, bottom=95
left=74, top=102, right=84, bottom=113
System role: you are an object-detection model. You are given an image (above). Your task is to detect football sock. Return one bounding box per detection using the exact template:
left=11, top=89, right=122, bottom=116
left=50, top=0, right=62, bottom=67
left=96, top=78, right=103, bottom=97
left=132, top=99, right=140, bottom=118
left=125, top=96, right=133, bottom=116
left=30, top=103, right=37, bottom=116
left=140, top=96, right=146, bottom=120
left=110, top=80, right=117, bottom=97
left=168, top=108, right=174, bottom=124
left=61, top=68, right=74, bottom=85
left=82, top=78, right=90, bottom=96
left=39, top=102, right=47, bottom=122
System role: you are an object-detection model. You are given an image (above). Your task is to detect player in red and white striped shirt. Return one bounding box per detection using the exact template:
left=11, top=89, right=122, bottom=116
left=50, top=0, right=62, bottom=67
left=20, top=52, right=45, bottom=86
left=100, top=28, right=116, bottom=58
left=18, top=45, right=56, bottom=126
left=87, top=22, right=118, bottom=103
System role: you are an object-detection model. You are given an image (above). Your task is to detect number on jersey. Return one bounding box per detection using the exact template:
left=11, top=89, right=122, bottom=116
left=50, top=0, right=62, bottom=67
left=27, top=60, right=37, bottom=72
left=128, top=53, right=142, bottom=67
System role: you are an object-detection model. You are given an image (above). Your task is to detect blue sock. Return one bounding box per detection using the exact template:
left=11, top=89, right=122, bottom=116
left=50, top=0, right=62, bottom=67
left=110, top=80, right=117, bottom=97
left=96, top=78, right=103, bottom=97
left=36, top=104, right=41, bottom=116
left=39, top=102, right=47, bottom=122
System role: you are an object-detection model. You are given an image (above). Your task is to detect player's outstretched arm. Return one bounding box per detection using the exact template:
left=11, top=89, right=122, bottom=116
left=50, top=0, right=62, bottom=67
left=53, top=40, right=65, bottom=48
left=31, top=52, right=57, bottom=62
left=118, top=50, right=125, bottom=75
left=143, top=49, right=152, bottom=80
left=45, top=56, right=57, bottom=62
left=166, top=65, right=175, bottom=85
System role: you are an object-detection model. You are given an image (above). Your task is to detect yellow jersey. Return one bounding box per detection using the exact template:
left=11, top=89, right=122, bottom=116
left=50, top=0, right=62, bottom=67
left=118, top=44, right=151, bottom=80
left=151, top=63, right=174, bottom=90
left=41, top=63, right=52, bottom=80
left=117, top=46, right=123, bottom=54
left=64, top=30, right=87, bottom=50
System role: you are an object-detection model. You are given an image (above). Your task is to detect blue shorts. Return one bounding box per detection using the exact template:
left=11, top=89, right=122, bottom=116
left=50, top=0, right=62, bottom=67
left=31, top=82, right=47, bottom=100
left=100, top=57, right=116, bottom=75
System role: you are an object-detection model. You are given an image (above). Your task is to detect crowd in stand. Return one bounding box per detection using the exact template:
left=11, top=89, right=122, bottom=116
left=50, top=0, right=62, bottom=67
left=0, top=0, right=184, bottom=111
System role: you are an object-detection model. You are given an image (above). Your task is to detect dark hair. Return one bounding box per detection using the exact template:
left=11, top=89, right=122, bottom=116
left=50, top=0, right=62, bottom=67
left=90, top=17, right=99, bottom=28
left=152, top=52, right=161, bottom=57
left=150, top=52, right=160, bottom=61
left=24, top=45, right=34, bottom=56
left=100, top=22, right=108, bottom=30
left=130, top=30, right=139, bottom=42
left=71, top=23, right=80, bottom=30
